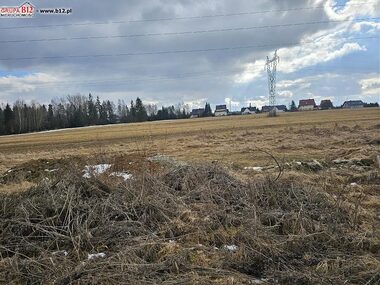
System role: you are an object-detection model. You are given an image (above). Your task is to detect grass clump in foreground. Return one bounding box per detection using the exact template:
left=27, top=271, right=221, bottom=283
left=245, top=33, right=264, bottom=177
left=0, top=164, right=379, bottom=285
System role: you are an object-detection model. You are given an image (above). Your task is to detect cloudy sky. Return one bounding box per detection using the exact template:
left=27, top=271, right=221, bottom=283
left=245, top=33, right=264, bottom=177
left=0, top=0, right=379, bottom=110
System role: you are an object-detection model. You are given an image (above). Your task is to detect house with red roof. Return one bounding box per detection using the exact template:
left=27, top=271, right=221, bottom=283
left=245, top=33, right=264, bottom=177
left=298, top=99, right=316, bottom=111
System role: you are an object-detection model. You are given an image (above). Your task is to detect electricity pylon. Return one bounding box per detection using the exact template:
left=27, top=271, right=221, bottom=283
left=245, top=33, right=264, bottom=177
left=265, top=50, right=280, bottom=107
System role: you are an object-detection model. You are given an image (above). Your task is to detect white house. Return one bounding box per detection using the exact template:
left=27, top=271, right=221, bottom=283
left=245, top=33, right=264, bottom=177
left=261, top=105, right=287, bottom=113
left=342, top=100, right=364, bottom=109
left=214, top=105, right=229, bottom=116
left=241, top=104, right=257, bottom=115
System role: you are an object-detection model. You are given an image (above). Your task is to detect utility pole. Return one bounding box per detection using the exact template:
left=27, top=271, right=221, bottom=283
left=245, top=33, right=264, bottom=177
left=265, top=50, right=280, bottom=108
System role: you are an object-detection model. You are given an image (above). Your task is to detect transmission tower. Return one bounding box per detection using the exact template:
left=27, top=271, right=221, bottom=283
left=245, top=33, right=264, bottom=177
left=265, top=50, right=280, bottom=107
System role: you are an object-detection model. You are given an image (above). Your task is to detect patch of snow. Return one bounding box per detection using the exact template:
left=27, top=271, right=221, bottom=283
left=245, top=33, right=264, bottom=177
left=110, top=171, right=132, bottom=181
left=44, top=169, right=58, bottom=173
left=168, top=240, right=176, bottom=244
left=52, top=250, right=68, bottom=256
left=83, top=164, right=111, bottom=178
left=244, top=166, right=263, bottom=171
left=7, top=169, right=13, bottom=173
left=88, top=252, right=106, bottom=260
left=350, top=182, right=358, bottom=186
left=224, top=244, right=238, bottom=252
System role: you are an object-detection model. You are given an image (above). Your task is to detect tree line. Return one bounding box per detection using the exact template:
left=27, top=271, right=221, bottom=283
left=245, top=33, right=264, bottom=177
left=0, top=94, right=190, bottom=136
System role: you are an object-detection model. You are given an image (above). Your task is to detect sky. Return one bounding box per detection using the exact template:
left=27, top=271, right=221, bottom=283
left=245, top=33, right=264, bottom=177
left=0, top=0, right=379, bottom=110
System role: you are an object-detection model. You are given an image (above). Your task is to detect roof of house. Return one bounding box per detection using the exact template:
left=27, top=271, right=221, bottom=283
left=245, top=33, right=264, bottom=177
left=299, top=99, right=316, bottom=107
left=241, top=106, right=257, bottom=112
left=191, top=108, right=205, bottom=116
left=215, top=104, right=227, bottom=110
left=343, top=100, right=364, bottom=106
left=276, top=105, right=287, bottom=111
left=261, top=105, right=287, bottom=112
left=321, top=99, right=332, bottom=104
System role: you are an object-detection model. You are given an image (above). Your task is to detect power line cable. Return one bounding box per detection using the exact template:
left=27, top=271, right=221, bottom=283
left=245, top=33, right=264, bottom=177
left=0, top=17, right=378, bottom=44
left=0, top=1, right=378, bottom=30
left=0, top=36, right=378, bottom=61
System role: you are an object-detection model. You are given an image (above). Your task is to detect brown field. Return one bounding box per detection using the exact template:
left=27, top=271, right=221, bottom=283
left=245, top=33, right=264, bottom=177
left=0, top=108, right=379, bottom=171
left=1, top=108, right=379, bottom=284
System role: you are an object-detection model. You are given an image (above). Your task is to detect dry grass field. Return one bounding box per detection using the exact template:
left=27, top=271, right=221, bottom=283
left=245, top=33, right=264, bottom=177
left=0, top=108, right=379, bottom=171
left=1, top=108, right=379, bottom=284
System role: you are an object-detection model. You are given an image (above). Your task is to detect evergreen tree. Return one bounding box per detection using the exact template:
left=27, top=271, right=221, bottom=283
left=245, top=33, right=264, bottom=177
left=129, top=100, right=136, bottom=122
left=0, top=107, right=4, bottom=135
left=95, top=96, right=102, bottom=124
left=99, top=101, right=108, bottom=124
left=135, top=97, right=147, bottom=122
left=204, top=103, right=212, bottom=117
left=290, top=100, right=297, bottom=112
left=106, top=100, right=116, bottom=123
left=88, top=93, right=98, bottom=124
left=4, top=104, right=14, bottom=134
left=47, top=104, right=55, bottom=129
left=40, top=104, right=48, bottom=131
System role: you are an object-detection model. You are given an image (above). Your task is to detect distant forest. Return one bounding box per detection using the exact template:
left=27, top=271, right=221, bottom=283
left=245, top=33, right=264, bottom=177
left=0, top=94, right=191, bottom=136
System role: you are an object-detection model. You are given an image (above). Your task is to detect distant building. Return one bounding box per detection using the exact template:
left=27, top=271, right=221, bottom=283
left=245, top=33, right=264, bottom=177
left=342, top=100, right=364, bottom=109
left=190, top=108, right=205, bottom=118
left=241, top=104, right=257, bottom=115
left=298, top=99, right=316, bottom=111
left=261, top=105, right=287, bottom=113
left=275, top=105, right=287, bottom=112
left=320, top=99, right=334, bottom=110
left=214, top=105, right=229, bottom=116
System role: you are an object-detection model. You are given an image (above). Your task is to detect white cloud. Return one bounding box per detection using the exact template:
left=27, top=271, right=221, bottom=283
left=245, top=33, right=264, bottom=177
left=324, top=0, right=379, bottom=20
left=351, top=21, right=380, bottom=34
left=277, top=79, right=311, bottom=89
left=234, top=60, right=265, bottom=84
left=184, top=98, right=207, bottom=108
left=0, top=73, right=59, bottom=96
left=224, top=97, right=240, bottom=107
left=278, top=40, right=366, bottom=73
left=278, top=90, right=293, bottom=98
left=235, top=17, right=369, bottom=84
left=360, top=75, right=380, bottom=96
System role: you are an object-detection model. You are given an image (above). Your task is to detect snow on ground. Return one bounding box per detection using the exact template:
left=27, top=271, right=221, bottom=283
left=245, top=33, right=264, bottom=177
left=44, top=169, right=58, bottom=173
left=244, top=166, right=263, bottom=171
left=110, top=172, right=132, bottom=181
left=223, top=245, right=238, bottom=251
left=82, top=164, right=132, bottom=181
left=83, top=164, right=112, bottom=178
left=52, top=250, right=68, bottom=256
left=87, top=253, right=106, bottom=260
